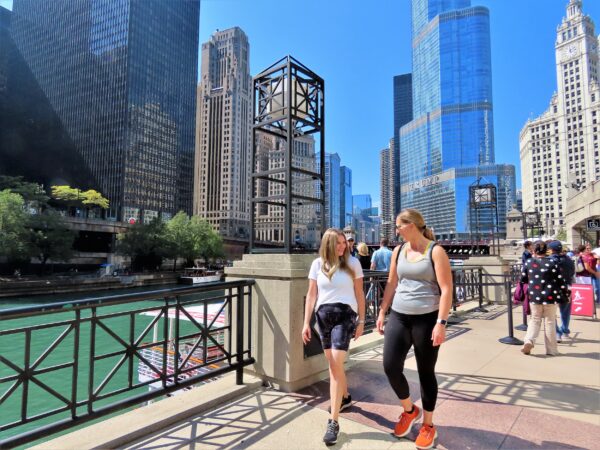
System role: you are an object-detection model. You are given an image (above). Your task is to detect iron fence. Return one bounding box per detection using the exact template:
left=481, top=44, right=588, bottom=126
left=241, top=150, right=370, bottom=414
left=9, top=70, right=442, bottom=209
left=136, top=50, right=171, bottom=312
left=0, top=279, right=255, bottom=448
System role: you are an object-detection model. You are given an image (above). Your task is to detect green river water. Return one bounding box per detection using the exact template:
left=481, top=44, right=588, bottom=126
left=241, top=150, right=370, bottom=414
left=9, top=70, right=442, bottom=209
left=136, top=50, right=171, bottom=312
left=0, top=285, right=220, bottom=447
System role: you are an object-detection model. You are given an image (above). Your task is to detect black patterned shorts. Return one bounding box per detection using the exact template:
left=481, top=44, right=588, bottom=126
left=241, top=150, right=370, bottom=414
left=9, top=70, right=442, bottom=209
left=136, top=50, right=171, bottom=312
left=315, top=303, right=357, bottom=351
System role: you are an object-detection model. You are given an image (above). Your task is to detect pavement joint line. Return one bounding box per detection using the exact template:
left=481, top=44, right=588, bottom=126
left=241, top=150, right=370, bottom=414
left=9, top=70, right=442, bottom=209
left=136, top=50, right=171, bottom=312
left=498, top=406, right=526, bottom=450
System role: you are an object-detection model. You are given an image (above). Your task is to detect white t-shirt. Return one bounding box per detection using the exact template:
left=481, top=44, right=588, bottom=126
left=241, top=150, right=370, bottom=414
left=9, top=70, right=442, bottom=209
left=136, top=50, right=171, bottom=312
left=308, top=256, right=364, bottom=312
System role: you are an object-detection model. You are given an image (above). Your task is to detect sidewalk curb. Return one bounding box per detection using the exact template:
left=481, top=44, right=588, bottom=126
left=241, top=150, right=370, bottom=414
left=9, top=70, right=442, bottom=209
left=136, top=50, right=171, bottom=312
left=30, top=374, right=264, bottom=450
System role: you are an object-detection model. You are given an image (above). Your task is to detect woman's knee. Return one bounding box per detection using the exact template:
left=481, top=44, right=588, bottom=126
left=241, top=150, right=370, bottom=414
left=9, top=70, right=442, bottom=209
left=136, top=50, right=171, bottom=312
left=383, top=356, right=405, bottom=377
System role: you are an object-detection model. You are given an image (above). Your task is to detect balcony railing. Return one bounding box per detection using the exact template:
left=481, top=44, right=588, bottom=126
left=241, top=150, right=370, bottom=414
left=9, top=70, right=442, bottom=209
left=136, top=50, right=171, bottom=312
left=0, top=280, right=255, bottom=448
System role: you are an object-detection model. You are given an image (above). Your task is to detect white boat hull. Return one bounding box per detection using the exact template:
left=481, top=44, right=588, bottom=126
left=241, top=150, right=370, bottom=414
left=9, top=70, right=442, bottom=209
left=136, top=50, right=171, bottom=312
left=179, top=275, right=222, bottom=285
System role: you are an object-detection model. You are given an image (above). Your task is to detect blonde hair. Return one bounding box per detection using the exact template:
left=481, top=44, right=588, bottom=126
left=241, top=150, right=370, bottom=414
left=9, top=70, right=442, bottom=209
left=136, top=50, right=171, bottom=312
left=319, top=228, right=355, bottom=280
left=397, top=208, right=436, bottom=241
left=357, top=242, right=369, bottom=257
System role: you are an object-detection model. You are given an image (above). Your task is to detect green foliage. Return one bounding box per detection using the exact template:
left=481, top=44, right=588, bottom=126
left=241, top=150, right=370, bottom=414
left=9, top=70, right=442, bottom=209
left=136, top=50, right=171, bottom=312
left=556, top=227, right=567, bottom=242
left=164, top=212, right=224, bottom=267
left=0, top=189, right=31, bottom=263
left=81, top=189, right=109, bottom=209
left=27, top=210, right=75, bottom=268
left=165, top=211, right=196, bottom=266
left=51, top=185, right=81, bottom=203
left=0, top=176, right=48, bottom=205
left=116, top=218, right=170, bottom=271
left=51, top=185, right=109, bottom=211
left=193, top=216, right=224, bottom=263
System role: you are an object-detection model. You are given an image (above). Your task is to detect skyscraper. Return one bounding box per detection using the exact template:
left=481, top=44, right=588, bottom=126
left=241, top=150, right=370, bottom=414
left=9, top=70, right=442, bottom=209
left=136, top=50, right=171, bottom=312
left=520, top=0, right=600, bottom=236
left=8, top=0, right=200, bottom=222
left=324, top=153, right=341, bottom=229
left=340, top=166, right=353, bottom=228
left=254, top=133, right=319, bottom=248
left=400, top=0, right=516, bottom=239
left=393, top=74, right=413, bottom=213
left=380, top=139, right=396, bottom=241
left=194, top=27, right=252, bottom=239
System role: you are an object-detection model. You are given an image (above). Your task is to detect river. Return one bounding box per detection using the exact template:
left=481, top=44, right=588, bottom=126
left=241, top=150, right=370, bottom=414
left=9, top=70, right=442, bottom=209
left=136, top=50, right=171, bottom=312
left=0, top=284, right=221, bottom=447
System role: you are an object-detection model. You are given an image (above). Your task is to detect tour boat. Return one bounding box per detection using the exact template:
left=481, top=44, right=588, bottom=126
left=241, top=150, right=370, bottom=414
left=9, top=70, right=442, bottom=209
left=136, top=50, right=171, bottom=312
left=178, top=267, right=223, bottom=285
left=138, top=303, right=227, bottom=393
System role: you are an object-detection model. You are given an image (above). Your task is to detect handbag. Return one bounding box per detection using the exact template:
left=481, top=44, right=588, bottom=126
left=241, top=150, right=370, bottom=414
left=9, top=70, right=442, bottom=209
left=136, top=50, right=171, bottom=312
left=576, top=257, right=585, bottom=273
left=513, top=281, right=527, bottom=304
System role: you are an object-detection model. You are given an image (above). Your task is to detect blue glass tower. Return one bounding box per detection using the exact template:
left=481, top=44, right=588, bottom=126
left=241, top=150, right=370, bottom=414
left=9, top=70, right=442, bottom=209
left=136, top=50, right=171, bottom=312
left=393, top=74, right=413, bottom=213
left=340, top=166, right=353, bottom=228
left=325, top=153, right=341, bottom=229
left=8, top=0, right=199, bottom=221
left=400, top=0, right=515, bottom=239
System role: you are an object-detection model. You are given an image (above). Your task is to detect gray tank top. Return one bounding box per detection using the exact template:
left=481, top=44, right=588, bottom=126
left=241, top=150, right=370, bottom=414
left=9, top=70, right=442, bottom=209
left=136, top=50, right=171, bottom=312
left=391, top=242, right=441, bottom=315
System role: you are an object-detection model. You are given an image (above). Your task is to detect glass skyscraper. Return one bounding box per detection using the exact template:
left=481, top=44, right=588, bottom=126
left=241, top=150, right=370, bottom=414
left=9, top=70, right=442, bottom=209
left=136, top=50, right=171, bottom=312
left=393, top=74, right=413, bottom=213
left=8, top=0, right=199, bottom=222
left=324, top=153, right=341, bottom=229
left=340, top=166, right=353, bottom=228
left=400, top=0, right=515, bottom=239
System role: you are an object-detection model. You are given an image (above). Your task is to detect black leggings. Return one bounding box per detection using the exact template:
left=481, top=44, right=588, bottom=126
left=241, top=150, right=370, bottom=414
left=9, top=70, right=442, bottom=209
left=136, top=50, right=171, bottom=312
left=383, top=309, right=440, bottom=412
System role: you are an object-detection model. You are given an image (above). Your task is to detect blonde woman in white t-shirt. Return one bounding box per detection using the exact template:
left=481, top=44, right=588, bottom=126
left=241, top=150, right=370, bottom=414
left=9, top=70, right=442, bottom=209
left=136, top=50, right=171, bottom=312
left=302, top=228, right=366, bottom=445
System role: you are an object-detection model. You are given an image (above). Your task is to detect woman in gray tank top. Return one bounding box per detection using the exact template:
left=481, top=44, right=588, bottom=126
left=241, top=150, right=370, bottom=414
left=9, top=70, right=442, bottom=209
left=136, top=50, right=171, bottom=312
left=375, top=209, right=453, bottom=450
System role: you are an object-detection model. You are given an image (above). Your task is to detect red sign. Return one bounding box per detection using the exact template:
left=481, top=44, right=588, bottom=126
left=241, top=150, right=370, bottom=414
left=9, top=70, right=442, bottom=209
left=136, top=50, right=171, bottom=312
left=570, top=284, right=596, bottom=317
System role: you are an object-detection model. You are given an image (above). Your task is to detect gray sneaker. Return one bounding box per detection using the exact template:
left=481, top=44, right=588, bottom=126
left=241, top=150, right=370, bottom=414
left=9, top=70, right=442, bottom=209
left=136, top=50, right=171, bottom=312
left=323, top=419, right=339, bottom=445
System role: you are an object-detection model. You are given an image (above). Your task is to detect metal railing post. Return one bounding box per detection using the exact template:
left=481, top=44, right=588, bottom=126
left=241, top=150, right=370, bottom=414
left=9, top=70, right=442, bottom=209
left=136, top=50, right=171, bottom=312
left=474, top=268, right=487, bottom=313
left=499, top=278, right=524, bottom=345
left=236, top=285, right=244, bottom=385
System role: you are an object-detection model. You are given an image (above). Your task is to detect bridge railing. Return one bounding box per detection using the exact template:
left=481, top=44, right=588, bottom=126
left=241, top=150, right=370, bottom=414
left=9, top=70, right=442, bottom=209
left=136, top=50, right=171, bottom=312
left=0, top=280, right=255, bottom=448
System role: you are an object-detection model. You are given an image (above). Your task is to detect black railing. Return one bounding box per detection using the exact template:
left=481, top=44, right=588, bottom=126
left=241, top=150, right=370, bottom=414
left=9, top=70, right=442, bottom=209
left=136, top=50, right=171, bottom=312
left=362, top=270, right=389, bottom=332
left=0, top=280, right=255, bottom=449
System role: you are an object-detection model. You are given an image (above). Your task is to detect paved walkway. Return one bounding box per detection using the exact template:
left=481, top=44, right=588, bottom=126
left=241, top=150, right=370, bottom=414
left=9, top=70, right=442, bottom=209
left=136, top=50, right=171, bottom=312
left=119, top=304, right=600, bottom=450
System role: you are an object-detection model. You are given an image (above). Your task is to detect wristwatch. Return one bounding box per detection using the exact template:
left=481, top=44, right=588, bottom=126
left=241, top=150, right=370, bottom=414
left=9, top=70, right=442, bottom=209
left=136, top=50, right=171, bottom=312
left=436, top=318, right=447, bottom=326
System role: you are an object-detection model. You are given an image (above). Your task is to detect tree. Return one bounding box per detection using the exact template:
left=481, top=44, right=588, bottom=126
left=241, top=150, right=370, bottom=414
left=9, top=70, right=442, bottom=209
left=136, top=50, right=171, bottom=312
left=0, top=189, right=31, bottom=267
left=116, top=219, right=170, bottom=271
left=0, top=176, right=49, bottom=207
left=165, top=211, right=197, bottom=269
left=193, top=217, right=224, bottom=264
left=556, top=227, right=567, bottom=242
left=27, top=210, right=75, bottom=272
left=81, top=189, right=109, bottom=209
left=50, top=185, right=109, bottom=217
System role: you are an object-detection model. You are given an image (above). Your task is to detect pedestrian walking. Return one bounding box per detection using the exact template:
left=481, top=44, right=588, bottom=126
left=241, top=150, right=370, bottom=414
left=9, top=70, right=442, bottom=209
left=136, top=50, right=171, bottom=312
left=357, top=242, right=371, bottom=270
left=371, top=238, right=393, bottom=271
left=302, top=228, right=366, bottom=445
left=520, top=241, right=565, bottom=356
left=345, top=233, right=357, bottom=257
left=548, top=241, right=575, bottom=342
left=376, top=209, right=452, bottom=450
left=579, top=244, right=599, bottom=303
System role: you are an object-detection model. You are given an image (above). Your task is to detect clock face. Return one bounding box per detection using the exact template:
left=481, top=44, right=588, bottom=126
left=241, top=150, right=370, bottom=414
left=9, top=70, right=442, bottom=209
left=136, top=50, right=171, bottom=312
left=562, top=44, right=579, bottom=60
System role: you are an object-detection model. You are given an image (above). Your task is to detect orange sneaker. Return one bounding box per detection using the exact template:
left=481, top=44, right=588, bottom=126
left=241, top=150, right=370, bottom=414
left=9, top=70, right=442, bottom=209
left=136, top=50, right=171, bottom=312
left=415, top=423, right=438, bottom=449
left=393, top=405, right=422, bottom=438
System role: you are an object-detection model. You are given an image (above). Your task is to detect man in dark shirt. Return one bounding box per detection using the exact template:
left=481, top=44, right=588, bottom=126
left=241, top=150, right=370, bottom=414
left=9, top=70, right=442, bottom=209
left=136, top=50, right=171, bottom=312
left=548, top=240, right=574, bottom=341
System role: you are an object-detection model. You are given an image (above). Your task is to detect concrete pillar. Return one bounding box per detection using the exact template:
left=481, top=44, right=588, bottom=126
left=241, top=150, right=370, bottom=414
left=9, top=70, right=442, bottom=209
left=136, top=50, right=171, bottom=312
left=225, top=253, right=329, bottom=392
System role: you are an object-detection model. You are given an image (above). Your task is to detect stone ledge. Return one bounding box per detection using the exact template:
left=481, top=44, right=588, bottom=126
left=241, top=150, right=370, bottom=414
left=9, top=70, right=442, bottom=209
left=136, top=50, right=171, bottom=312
left=30, top=374, right=263, bottom=450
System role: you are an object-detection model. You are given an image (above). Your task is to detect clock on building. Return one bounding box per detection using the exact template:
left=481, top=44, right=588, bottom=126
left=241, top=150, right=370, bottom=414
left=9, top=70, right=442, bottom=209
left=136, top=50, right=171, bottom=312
left=562, top=43, right=579, bottom=60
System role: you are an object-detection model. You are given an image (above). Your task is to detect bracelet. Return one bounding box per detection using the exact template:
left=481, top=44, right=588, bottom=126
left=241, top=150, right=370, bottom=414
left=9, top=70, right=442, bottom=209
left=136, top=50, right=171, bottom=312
left=357, top=319, right=365, bottom=324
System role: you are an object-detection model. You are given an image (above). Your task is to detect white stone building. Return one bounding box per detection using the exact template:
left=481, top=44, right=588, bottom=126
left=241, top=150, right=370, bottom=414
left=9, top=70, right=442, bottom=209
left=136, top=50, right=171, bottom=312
left=520, top=0, right=600, bottom=236
left=194, top=27, right=252, bottom=239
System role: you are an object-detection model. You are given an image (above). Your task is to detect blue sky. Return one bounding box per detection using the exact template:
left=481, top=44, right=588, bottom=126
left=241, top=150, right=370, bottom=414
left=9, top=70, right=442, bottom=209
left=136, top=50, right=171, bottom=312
left=199, top=0, right=600, bottom=205
left=4, top=0, right=599, bottom=206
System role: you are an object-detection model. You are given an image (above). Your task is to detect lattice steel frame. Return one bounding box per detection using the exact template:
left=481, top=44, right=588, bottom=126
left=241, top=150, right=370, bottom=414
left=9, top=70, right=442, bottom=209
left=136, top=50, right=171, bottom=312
left=469, top=179, right=500, bottom=254
left=251, top=56, right=325, bottom=253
